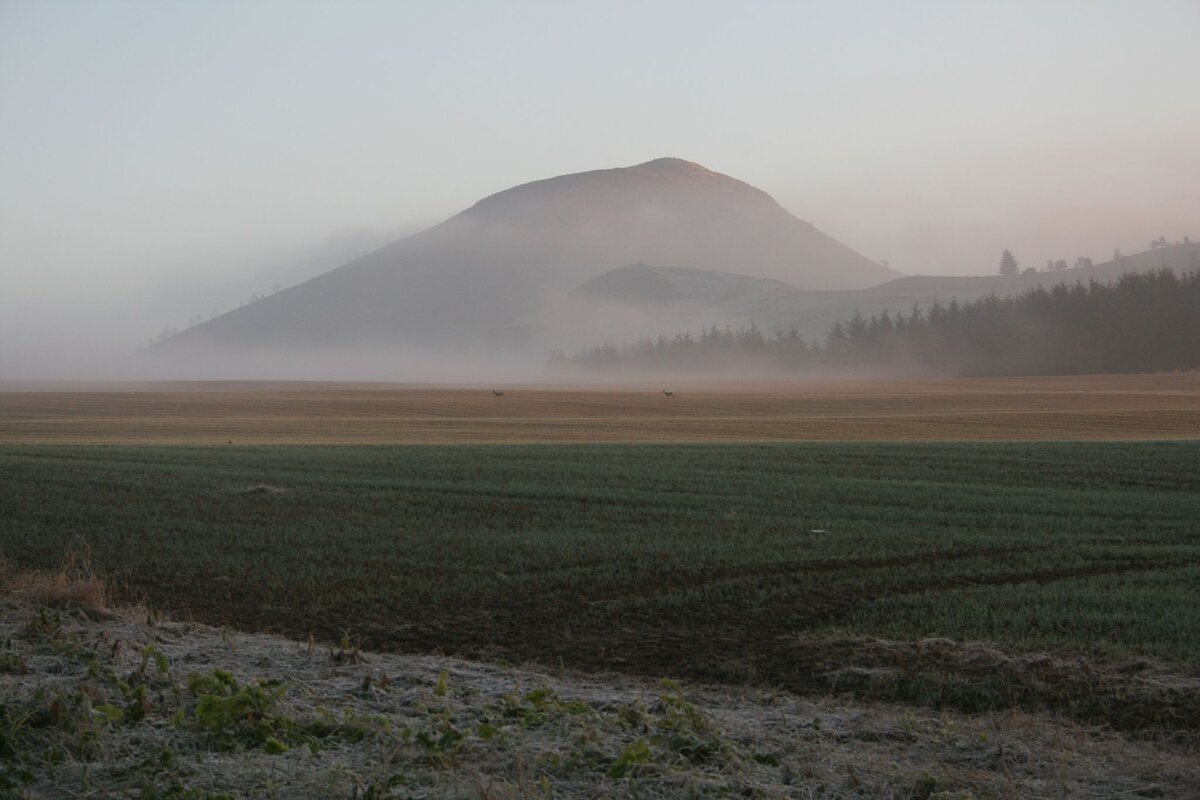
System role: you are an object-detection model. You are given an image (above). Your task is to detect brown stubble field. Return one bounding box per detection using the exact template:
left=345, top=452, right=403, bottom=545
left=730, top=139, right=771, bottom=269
left=1, top=372, right=1199, bottom=444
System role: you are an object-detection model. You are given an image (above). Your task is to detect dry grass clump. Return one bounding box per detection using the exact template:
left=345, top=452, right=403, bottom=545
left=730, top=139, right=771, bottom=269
left=0, top=552, right=110, bottom=617
left=810, top=634, right=1200, bottom=733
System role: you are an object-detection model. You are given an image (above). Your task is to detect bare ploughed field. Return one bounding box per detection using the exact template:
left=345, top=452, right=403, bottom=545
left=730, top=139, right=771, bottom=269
left=2, top=373, right=1198, bottom=444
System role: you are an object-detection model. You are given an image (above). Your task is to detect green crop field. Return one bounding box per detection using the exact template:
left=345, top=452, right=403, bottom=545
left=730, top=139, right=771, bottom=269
left=3, top=442, right=1199, bottom=729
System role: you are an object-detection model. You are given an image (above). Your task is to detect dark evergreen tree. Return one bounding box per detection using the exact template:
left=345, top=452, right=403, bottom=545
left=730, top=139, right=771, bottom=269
left=999, top=250, right=1019, bottom=276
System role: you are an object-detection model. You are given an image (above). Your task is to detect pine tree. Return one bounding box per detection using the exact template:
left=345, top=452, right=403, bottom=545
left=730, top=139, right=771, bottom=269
left=999, top=250, right=1019, bottom=276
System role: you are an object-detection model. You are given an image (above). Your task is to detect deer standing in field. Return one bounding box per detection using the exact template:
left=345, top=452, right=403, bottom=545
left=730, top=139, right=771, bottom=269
left=662, top=390, right=674, bottom=398
left=492, top=390, right=505, bottom=397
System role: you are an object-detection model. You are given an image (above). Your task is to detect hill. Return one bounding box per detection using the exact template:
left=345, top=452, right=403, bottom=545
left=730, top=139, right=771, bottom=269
left=142, top=159, right=893, bottom=375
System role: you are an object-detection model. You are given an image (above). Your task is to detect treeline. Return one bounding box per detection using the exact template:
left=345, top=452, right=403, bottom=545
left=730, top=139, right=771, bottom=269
left=556, top=269, right=1200, bottom=377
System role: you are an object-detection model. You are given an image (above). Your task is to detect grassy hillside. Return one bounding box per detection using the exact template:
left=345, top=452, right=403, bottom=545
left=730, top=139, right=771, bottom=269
left=3, top=441, right=1199, bottom=730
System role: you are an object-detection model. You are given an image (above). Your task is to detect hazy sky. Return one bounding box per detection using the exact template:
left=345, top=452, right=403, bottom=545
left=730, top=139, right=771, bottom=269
left=2, top=0, right=1198, bottom=375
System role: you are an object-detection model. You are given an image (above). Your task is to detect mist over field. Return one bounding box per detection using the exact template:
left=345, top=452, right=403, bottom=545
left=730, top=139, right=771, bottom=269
left=1, top=1, right=1198, bottom=381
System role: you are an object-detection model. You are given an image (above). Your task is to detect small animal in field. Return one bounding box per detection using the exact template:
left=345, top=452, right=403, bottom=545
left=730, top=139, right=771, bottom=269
left=662, top=390, right=674, bottom=398
left=492, top=390, right=505, bottom=397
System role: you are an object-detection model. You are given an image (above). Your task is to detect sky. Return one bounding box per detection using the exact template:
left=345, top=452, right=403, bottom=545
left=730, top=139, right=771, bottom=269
left=1, top=0, right=1198, bottom=377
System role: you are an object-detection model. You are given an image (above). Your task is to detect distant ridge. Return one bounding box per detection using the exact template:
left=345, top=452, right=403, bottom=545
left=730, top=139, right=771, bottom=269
left=574, top=263, right=799, bottom=306
left=571, top=242, right=1200, bottom=345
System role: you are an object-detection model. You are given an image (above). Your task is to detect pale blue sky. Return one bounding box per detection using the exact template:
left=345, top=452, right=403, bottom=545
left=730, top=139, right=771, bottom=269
left=1, top=1, right=1198, bottom=373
